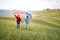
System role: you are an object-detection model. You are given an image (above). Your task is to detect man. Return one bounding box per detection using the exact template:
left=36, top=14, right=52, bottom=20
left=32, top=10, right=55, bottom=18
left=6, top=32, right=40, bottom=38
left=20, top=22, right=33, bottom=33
left=14, top=14, right=21, bottom=28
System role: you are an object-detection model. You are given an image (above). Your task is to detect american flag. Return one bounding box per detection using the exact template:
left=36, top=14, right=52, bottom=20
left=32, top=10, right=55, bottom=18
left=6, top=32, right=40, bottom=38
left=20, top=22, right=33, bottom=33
left=14, top=12, right=26, bottom=18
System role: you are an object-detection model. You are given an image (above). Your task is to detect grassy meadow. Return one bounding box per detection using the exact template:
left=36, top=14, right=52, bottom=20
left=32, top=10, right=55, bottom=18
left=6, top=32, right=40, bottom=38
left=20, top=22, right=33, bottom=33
left=0, top=10, right=60, bottom=40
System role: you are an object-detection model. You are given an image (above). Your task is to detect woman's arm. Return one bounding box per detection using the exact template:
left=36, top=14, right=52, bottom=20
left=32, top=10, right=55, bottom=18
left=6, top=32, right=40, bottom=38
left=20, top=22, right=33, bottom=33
left=29, top=14, right=32, bottom=19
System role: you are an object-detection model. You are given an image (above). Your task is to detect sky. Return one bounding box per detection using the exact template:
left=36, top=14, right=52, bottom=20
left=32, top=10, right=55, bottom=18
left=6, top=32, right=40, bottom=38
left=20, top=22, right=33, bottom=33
left=0, top=0, right=60, bottom=11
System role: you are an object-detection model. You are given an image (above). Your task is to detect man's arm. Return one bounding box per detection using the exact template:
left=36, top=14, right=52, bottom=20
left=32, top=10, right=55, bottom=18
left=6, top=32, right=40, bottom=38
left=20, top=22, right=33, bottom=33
left=14, top=14, right=17, bottom=18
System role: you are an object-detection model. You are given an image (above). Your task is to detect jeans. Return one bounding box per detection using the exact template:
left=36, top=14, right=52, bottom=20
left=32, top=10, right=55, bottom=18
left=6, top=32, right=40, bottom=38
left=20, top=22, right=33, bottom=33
left=16, top=23, right=20, bottom=28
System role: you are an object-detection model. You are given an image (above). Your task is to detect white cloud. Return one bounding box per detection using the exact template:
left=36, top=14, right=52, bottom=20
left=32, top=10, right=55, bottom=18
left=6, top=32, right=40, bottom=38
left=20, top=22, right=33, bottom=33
left=0, top=0, right=60, bottom=11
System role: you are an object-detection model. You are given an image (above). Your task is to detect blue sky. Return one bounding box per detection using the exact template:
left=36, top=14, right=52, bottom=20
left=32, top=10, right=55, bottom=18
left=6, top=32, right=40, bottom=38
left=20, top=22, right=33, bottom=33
left=0, top=0, right=60, bottom=11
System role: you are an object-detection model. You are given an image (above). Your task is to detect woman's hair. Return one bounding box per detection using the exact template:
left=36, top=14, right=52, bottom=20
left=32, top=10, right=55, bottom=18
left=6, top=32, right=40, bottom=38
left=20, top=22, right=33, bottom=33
left=27, top=16, right=29, bottom=18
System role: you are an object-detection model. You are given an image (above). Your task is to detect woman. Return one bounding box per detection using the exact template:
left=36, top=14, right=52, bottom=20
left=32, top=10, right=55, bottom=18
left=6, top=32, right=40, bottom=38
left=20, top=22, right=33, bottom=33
left=25, top=14, right=32, bottom=30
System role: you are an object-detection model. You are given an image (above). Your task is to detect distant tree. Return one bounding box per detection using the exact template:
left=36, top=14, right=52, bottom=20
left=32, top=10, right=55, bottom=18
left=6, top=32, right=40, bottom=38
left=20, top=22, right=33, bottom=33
left=46, top=8, right=50, bottom=10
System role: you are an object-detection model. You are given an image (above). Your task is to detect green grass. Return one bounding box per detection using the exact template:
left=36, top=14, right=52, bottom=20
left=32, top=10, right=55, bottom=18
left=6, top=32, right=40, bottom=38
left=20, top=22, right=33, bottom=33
left=0, top=16, right=60, bottom=40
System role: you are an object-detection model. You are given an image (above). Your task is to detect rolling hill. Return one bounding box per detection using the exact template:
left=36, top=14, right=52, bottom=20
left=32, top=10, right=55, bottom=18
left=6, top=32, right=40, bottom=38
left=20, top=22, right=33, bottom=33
left=32, top=9, right=60, bottom=17
left=0, top=9, right=60, bottom=40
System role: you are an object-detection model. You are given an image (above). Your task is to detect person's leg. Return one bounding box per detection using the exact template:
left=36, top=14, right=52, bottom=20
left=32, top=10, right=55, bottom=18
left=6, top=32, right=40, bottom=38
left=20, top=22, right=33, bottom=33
left=16, top=23, right=20, bottom=28
left=26, top=24, right=29, bottom=30
left=18, top=24, right=20, bottom=28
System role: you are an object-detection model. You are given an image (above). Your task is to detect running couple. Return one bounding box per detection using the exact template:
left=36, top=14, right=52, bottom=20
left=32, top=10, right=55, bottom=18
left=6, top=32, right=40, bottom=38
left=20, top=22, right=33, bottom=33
left=14, top=13, right=32, bottom=30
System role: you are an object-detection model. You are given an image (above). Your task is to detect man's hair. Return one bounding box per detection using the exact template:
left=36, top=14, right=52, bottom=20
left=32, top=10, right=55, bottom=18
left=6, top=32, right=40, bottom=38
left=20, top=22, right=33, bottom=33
left=17, top=15, right=19, bottom=16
